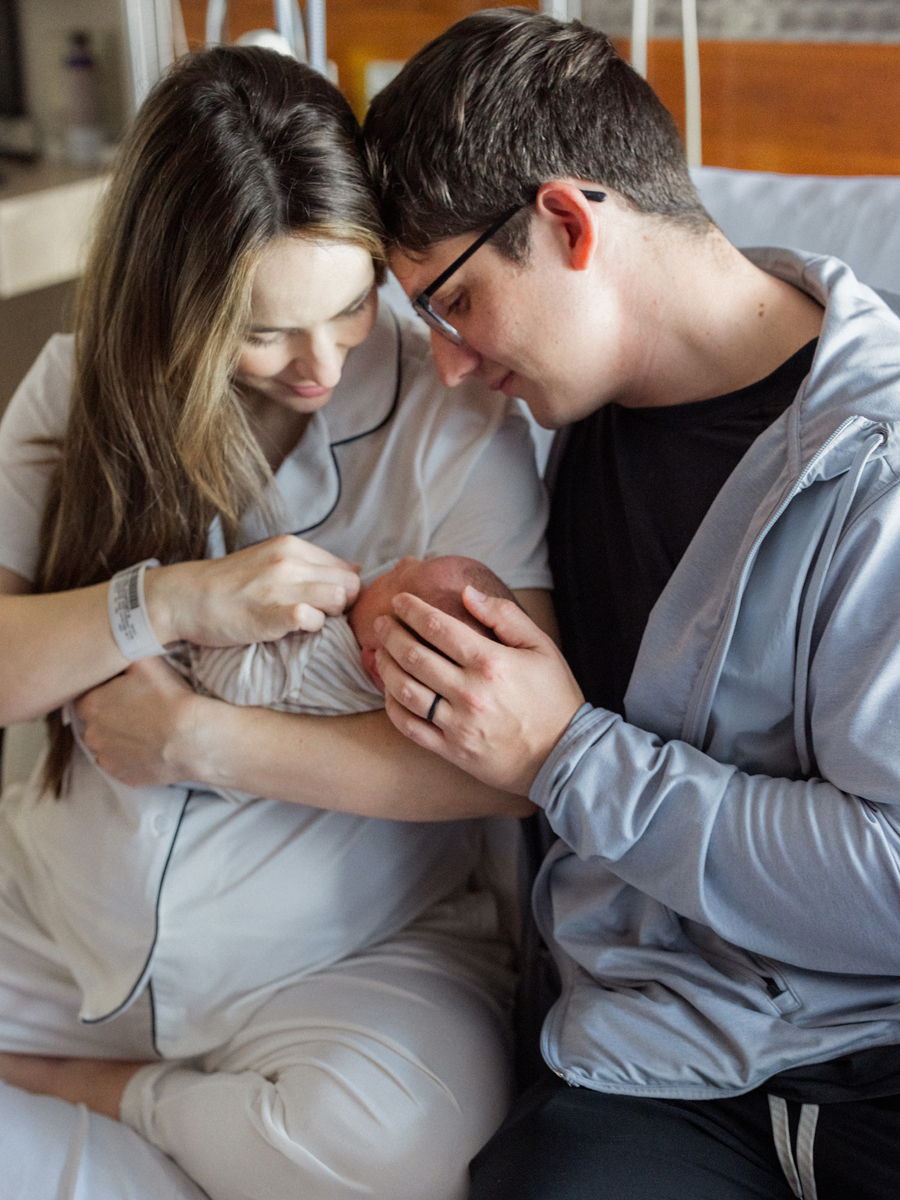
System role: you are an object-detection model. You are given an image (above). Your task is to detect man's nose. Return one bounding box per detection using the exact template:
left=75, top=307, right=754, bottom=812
left=429, top=330, right=481, bottom=387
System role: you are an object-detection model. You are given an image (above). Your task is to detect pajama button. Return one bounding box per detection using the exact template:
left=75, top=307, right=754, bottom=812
left=153, top=813, right=172, bottom=835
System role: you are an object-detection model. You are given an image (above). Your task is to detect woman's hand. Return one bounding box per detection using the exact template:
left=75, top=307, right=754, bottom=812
left=75, top=657, right=214, bottom=786
left=374, top=587, right=585, bottom=796
left=145, top=535, right=360, bottom=647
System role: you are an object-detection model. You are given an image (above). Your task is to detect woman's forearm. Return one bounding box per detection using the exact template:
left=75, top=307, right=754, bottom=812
left=0, top=536, right=360, bottom=727
left=219, top=706, right=535, bottom=819
left=133, top=683, right=534, bottom=820
left=0, top=577, right=130, bottom=724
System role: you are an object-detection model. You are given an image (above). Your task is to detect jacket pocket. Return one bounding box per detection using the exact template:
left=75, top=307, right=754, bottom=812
left=748, top=953, right=802, bottom=1015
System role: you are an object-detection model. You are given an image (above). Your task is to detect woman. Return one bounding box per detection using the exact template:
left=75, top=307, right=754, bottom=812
left=0, top=48, right=551, bottom=1200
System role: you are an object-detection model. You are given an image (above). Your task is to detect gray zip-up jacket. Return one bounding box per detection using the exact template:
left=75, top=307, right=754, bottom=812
left=531, top=248, right=900, bottom=1099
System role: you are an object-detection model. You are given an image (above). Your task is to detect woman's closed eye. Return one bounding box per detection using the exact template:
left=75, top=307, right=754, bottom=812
left=338, top=287, right=377, bottom=320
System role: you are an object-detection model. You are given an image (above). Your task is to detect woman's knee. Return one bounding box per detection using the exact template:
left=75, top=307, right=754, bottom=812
left=272, top=1043, right=479, bottom=1200
left=125, top=1040, right=487, bottom=1200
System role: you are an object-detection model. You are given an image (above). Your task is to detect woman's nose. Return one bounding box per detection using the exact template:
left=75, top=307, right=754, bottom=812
left=290, top=331, right=344, bottom=389
left=429, top=330, right=481, bottom=387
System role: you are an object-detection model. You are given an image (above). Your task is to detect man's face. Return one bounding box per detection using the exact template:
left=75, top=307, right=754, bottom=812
left=390, top=214, right=627, bottom=428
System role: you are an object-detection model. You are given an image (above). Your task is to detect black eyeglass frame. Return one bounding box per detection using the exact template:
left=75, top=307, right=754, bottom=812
left=412, top=189, right=607, bottom=345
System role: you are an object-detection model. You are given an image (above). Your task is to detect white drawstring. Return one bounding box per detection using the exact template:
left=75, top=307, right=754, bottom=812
left=769, top=1096, right=804, bottom=1198
left=796, top=1103, right=820, bottom=1200
left=768, top=1094, right=820, bottom=1200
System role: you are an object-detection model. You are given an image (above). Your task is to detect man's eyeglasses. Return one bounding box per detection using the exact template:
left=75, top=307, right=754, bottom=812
left=412, top=189, right=607, bottom=345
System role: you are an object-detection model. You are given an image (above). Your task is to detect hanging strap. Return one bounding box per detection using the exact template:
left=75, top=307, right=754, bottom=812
left=793, top=428, right=886, bottom=776
left=768, top=1095, right=820, bottom=1200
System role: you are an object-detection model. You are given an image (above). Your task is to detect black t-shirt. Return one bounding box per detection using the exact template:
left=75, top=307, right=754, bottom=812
left=548, top=340, right=817, bottom=716
left=547, top=337, right=900, bottom=1102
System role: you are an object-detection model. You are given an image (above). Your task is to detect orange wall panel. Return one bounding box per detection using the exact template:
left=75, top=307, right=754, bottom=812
left=617, top=38, right=900, bottom=176
left=176, top=11, right=900, bottom=176
left=178, top=2, right=538, bottom=116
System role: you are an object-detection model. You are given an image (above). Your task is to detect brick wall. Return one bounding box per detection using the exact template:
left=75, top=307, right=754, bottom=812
left=583, top=0, right=900, bottom=41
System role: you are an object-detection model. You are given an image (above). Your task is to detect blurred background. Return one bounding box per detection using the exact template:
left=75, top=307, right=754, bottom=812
left=2, top=0, right=900, bottom=413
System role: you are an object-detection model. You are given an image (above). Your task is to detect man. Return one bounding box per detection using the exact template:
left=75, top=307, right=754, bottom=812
left=363, top=9, right=900, bottom=1198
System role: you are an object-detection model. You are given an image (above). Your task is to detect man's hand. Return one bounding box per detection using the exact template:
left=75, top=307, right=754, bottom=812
left=375, top=586, right=584, bottom=795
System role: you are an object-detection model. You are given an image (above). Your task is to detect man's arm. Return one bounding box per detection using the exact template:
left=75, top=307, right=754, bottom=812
left=374, top=535, right=900, bottom=977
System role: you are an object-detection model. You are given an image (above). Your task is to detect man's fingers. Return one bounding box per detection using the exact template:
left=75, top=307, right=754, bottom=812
left=383, top=692, right=447, bottom=754
left=462, top=587, right=549, bottom=650
left=388, top=593, right=497, bottom=669
left=375, top=645, right=450, bottom=724
left=374, top=625, right=458, bottom=713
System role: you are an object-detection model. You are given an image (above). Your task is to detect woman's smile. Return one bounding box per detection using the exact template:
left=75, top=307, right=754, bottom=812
left=235, top=234, right=378, bottom=417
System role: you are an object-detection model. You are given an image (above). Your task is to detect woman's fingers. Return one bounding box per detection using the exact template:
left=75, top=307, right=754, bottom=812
left=293, top=603, right=327, bottom=633
left=147, top=535, right=361, bottom=646
left=287, top=536, right=359, bottom=573
left=76, top=657, right=201, bottom=786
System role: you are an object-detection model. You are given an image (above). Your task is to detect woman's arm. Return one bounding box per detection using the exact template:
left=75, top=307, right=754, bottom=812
left=0, top=537, right=360, bottom=726
left=0, top=565, right=129, bottom=725
left=73, top=585, right=553, bottom=820
left=75, top=658, right=534, bottom=819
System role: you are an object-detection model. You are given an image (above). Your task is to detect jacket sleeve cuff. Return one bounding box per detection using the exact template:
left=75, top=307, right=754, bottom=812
left=529, top=702, right=621, bottom=810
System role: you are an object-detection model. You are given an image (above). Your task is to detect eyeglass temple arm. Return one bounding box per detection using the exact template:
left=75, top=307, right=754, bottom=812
left=422, top=189, right=606, bottom=300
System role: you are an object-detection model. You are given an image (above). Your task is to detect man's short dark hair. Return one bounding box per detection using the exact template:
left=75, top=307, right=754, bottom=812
left=363, top=7, right=711, bottom=260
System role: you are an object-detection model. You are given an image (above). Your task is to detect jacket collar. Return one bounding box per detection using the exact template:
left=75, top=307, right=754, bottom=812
left=743, top=248, right=900, bottom=479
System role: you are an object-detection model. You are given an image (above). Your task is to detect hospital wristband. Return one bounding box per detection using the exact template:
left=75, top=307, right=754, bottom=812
left=107, top=558, right=167, bottom=660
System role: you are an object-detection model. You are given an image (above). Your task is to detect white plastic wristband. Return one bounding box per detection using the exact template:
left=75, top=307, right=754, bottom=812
left=107, top=558, right=167, bottom=661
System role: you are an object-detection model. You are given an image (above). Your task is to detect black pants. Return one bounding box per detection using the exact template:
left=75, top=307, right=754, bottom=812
left=469, top=1076, right=900, bottom=1200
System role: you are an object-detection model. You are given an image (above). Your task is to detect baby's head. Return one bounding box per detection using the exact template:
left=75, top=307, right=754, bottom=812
left=348, top=555, right=515, bottom=690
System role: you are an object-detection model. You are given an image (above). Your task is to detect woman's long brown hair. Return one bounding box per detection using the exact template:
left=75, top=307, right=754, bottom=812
left=36, top=47, right=385, bottom=792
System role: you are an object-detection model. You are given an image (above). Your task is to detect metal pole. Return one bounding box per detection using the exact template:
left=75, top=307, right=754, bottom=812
left=205, top=0, right=227, bottom=46
left=306, top=0, right=327, bottom=76
left=631, top=0, right=650, bottom=78
left=681, top=0, right=702, bottom=165
left=540, top=0, right=568, bottom=20
left=119, top=0, right=176, bottom=112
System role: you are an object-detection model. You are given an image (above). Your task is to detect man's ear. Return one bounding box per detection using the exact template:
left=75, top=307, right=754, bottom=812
left=535, top=182, right=599, bottom=272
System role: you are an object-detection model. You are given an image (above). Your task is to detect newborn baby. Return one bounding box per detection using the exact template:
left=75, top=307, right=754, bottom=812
left=168, top=555, right=515, bottom=718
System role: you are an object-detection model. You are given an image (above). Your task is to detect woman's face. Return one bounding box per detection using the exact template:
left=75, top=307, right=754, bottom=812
left=236, top=234, right=377, bottom=415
